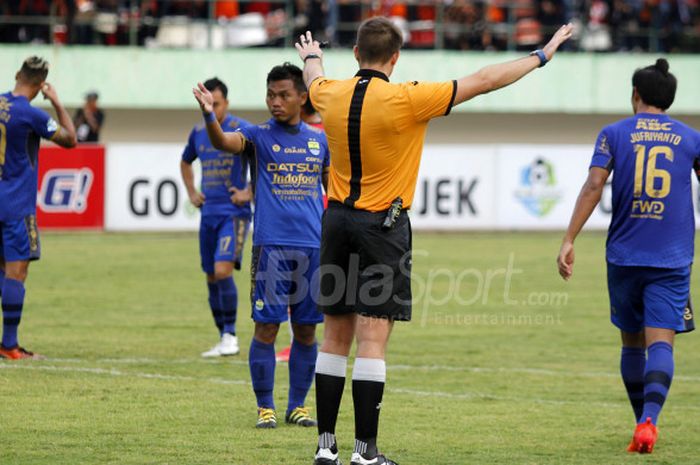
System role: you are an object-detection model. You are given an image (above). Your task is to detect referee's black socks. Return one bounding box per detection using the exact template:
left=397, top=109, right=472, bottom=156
left=352, top=358, right=386, bottom=459
left=315, top=352, right=348, bottom=451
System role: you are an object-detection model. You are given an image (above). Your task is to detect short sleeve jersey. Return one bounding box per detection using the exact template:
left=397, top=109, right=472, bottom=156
left=309, top=69, right=456, bottom=212
left=0, top=92, right=58, bottom=221
left=182, top=114, right=252, bottom=218
left=239, top=118, right=329, bottom=248
left=590, top=113, right=700, bottom=268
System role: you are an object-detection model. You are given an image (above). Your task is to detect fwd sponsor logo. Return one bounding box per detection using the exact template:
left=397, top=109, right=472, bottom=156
left=39, top=169, right=93, bottom=213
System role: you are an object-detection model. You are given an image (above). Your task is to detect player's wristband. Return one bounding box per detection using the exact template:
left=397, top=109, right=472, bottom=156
left=203, top=111, right=216, bottom=123
left=304, top=54, right=321, bottom=63
left=530, top=49, right=548, bottom=68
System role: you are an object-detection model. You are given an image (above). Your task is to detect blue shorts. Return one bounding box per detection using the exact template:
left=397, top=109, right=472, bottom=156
left=0, top=216, right=41, bottom=262
left=607, top=263, right=694, bottom=333
left=250, top=245, right=323, bottom=325
left=199, top=215, right=250, bottom=274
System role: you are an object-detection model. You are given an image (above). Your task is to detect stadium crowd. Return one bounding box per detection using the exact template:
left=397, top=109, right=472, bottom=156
left=1, top=0, right=700, bottom=52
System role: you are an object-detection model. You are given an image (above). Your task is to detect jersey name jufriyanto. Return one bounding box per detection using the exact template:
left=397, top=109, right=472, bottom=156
left=590, top=113, right=700, bottom=268
left=182, top=114, right=252, bottom=218
left=239, top=119, right=329, bottom=248
left=0, top=92, right=58, bottom=221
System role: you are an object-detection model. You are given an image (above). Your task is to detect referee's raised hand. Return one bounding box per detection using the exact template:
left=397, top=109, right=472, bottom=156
left=542, top=23, right=574, bottom=61
left=295, top=31, right=323, bottom=62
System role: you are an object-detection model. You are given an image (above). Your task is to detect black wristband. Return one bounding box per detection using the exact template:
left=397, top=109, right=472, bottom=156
left=304, top=54, right=321, bottom=63
left=530, top=49, right=548, bottom=68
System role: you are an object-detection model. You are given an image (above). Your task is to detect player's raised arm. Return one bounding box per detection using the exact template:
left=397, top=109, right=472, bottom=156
left=296, top=31, right=325, bottom=89
left=192, top=82, right=245, bottom=154
left=41, top=83, right=77, bottom=148
left=453, top=23, right=573, bottom=106
left=557, top=166, right=610, bottom=280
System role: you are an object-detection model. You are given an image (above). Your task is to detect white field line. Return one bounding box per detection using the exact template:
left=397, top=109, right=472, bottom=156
left=0, top=364, right=246, bottom=385
left=41, top=357, right=700, bottom=383
left=3, top=363, right=700, bottom=412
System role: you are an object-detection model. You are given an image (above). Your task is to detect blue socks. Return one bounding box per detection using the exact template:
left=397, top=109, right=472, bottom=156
left=207, top=282, right=223, bottom=335
left=287, top=339, right=318, bottom=415
left=2, top=278, right=25, bottom=349
left=217, top=277, right=237, bottom=336
left=641, top=341, right=674, bottom=425
left=621, top=347, right=646, bottom=422
left=0, top=269, right=5, bottom=297
left=249, top=339, right=276, bottom=408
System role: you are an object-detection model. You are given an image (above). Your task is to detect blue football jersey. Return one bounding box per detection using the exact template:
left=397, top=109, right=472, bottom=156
left=182, top=114, right=252, bottom=218
left=0, top=92, right=58, bottom=221
left=240, top=119, right=329, bottom=248
left=590, top=113, right=700, bottom=268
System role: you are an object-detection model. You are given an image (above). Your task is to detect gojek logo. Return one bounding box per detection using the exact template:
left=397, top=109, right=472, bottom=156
left=514, top=157, right=562, bottom=217
left=39, top=169, right=93, bottom=213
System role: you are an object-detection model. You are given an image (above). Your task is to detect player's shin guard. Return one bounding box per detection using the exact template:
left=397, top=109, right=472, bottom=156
left=287, top=339, right=318, bottom=414
left=207, top=282, right=223, bottom=335
left=315, top=352, right=348, bottom=451
left=352, top=358, right=386, bottom=459
left=249, top=339, right=276, bottom=408
left=217, top=277, right=237, bottom=335
left=1, top=279, right=25, bottom=349
left=621, top=347, right=646, bottom=422
left=641, top=341, right=674, bottom=425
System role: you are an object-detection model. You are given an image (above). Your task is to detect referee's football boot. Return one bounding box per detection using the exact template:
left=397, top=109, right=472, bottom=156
left=255, top=408, right=277, bottom=429
left=285, top=406, right=317, bottom=427
left=313, top=446, right=342, bottom=465
left=350, top=453, right=398, bottom=465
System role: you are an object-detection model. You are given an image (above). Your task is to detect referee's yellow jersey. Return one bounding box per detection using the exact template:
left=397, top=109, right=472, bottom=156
left=309, top=69, right=456, bottom=212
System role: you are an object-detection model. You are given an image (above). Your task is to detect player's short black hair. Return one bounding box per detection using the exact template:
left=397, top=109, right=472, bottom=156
left=267, top=62, right=306, bottom=95
left=18, top=56, right=49, bottom=86
left=204, top=77, right=228, bottom=99
left=632, top=58, right=677, bottom=111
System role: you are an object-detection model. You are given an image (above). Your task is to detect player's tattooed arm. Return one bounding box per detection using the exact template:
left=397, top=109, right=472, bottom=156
left=192, top=82, right=245, bottom=154
left=296, top=30, right=325, bottom=89
left=180, top=160, right=205, bottom=208
left=42, top=83, right=77, bottom=148
left=557, top=166, right=610, bottom=280
left=453, top=23, right=573, bottom=106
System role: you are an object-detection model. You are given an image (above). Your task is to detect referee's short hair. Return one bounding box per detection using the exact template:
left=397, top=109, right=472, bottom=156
left=356, top=17, right=403, bottom=65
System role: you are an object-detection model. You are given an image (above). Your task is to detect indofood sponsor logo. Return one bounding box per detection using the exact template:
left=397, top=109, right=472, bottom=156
left=514, top=157, right=562, bottom=217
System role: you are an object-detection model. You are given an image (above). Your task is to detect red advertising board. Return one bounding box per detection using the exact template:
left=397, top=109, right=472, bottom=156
left=36, top=145, right=105, bottom=229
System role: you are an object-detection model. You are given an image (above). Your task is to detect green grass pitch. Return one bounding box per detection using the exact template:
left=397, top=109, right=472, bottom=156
left=1, top=231, right=699, bottom=464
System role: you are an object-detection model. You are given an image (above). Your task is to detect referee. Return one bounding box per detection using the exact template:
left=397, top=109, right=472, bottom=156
left=297, top=18, right=573, bottom=465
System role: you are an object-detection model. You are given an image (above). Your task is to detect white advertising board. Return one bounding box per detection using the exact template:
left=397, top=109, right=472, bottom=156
left=105, top=144, right=201, bottom=231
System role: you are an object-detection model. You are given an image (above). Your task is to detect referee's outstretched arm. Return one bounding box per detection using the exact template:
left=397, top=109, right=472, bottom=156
left=454, top=23, right=573, bottom=105
left=296, top=24, right=573, bottom=104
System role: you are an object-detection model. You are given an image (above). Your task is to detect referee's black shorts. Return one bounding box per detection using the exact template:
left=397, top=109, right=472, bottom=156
left=319, top=201, right=412, bottom=321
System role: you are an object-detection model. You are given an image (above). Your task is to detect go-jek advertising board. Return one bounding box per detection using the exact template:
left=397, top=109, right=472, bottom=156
left=105, top=144, right=201, bottom=231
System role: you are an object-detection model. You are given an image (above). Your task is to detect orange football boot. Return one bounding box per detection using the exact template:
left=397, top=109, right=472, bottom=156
left=627, top=417, right=658, bottom=453
left=0, top=346, right=45, bottom=360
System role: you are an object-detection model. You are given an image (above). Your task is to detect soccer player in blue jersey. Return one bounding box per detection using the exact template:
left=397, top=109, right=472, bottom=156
left=193, top=63, right=329, bottom=429
left=0, top=57, right=77, bottom=360
left=181, top=77, right=253, bottom=358
left=558, top=59, right=697, bottom=454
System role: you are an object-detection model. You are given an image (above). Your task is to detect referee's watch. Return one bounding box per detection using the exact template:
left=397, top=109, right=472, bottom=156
left=530, top=49, right=548, bottom=68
